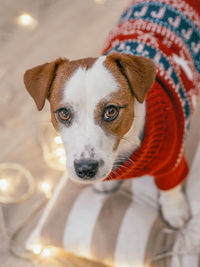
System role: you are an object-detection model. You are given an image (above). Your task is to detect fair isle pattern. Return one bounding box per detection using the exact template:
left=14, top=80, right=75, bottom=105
left=107, top=40, right=190, bottom=117
left=119, top=1, right=200, bottom=73
left=102, top=20, right=200, bottom=111
left=106, top=39, right=194, bottom=133
left=126, top=0, right=200, bottom=30
left=103, top=1, right=200, bottom=134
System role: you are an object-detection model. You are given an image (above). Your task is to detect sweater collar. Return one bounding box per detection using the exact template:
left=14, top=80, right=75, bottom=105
left=105, top=72, right=185, bottom=181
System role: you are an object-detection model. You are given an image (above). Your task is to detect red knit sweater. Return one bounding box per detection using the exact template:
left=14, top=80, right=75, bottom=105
left=105, top=74, right=188, bottom=190
left=103, top=0, right=200, bottom=190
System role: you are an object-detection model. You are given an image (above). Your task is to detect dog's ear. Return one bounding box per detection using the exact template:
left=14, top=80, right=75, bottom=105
left=107, top=52, right=156, bottom=103
left=24, top=58, right=68, bottom=110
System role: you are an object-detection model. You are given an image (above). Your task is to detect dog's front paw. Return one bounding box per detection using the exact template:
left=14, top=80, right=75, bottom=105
left=93, top=180, right=122, bottom=194
left=159, top=186, right=190, bottom=229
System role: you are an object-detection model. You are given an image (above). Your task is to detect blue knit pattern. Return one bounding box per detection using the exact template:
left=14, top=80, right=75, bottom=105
left=120, top=1, right=200, bottom=73
left=106, top=40, right=190, bottom=119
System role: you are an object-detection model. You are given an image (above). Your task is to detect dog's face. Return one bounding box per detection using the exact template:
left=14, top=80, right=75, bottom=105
left=24, top=53, right=156, bottom=183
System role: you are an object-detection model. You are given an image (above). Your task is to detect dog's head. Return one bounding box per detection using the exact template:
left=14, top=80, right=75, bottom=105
left=24, top=52, right=156, bottom=183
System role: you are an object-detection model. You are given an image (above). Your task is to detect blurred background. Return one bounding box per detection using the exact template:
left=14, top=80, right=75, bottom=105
left=0, top=0, right=129, bottom=266
left=1, top=1, right=200, bottom=266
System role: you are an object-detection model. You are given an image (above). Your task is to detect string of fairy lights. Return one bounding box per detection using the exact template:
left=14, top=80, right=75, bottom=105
left=0, top=124, right=66, bottom=202
left=0, top=124, right=69, bottom=265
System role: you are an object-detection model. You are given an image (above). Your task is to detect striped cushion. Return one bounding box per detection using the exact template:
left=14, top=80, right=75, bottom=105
left=26, top=175, right=179, bottom=266
left=26, top=137, right=200, bottom=267
left=26, top=129, right=200, bottom=266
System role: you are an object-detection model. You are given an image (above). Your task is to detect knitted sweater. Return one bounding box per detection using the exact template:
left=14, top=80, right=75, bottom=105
left=103, top=0, right=200, bottom=190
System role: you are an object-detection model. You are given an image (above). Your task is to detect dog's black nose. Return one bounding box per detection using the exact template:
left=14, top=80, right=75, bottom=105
left=74, top=159, right=99, bottom=179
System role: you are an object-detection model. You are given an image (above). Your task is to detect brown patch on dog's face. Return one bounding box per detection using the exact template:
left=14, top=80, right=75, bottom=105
left=47, top=58, right=97, bottom=128
left=94, top=52, right=156, bottom=150
left=94, top=56, right=135, bottom=150
left=105, top=52, right=156, bottom=103
left=24, top=57, right=97, bottom=124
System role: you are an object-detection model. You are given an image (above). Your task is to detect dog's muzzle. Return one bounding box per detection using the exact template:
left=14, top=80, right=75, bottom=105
left=74, top=159, right=99, bottom=179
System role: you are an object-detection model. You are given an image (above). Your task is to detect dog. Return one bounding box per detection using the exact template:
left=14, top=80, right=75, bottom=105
left=23, top=0, right=200, bottom=228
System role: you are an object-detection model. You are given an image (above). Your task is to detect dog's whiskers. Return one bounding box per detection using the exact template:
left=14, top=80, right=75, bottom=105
left=113, top=164, right=128, bottom=168
left=127, top=158, right=135, bottom=164
left=134, top=115, right=145, bottom=118
left=121, top=136, right=136, bottom=144
left=106, top=174, right=112, bottom=181
left=113, top=164, right=129, bottom=171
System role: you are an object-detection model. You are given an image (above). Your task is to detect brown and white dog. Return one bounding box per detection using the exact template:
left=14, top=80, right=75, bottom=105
left=24, top=53, right=190, bottom=229
left=23, top=0, right=200, bottom=228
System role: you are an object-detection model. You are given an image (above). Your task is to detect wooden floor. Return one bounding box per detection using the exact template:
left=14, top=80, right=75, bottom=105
left=0, top=0, right=200, bottom=266
left=0, top=0, right=129, bottom=266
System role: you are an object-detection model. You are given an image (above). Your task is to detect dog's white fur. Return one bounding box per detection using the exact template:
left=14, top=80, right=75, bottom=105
left=60, top=57, right=119, bottom=183
left=59, top=56, right=189, bottom=228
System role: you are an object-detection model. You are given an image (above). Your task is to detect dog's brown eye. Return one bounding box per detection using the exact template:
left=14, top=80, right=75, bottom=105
left=56, top=108, right=72, bottom=123
left=103, top=105, right=119, bottom=122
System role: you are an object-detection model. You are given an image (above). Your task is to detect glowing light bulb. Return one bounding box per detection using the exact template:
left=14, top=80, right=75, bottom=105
left=39, top=181, right=52, bottom=198
left=41, top=182, right=51, bottom=193
left=59, top=156, right=66, bottom=164
left=0, top=179, right=8, bottom=192
left=18, top=14, right=33, bottom=25
left=41, top=248, right=51, bottom=257
left=54, top=136, right=62, bottom=144
left=94, top=0, right=106, bottom=4
left=17, top=13, right=37, bottom=29
left=32, top=244, right=43, bottom=255
left=56, top=148, right=64, bottom=156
